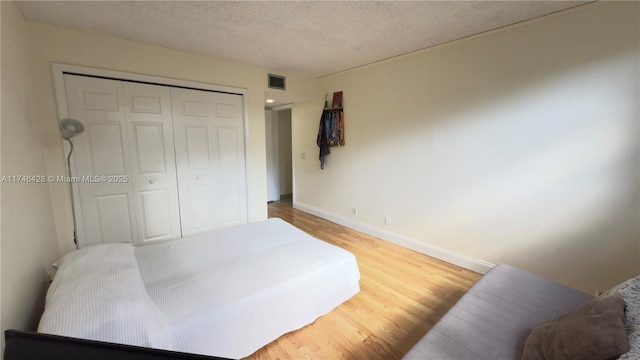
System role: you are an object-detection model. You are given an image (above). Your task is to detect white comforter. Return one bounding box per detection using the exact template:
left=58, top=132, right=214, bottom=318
left=39, top=218, right=360, bottom=359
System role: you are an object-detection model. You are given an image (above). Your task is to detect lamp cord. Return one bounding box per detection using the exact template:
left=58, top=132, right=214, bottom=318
left=66, top=138, right=79, bottom=249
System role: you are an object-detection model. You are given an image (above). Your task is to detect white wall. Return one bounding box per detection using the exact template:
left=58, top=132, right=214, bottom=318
left=24, top=20, right=315, bottom=256
left=277, top=109, right=293, bottom=195
left=293, top=1, right=640, bottom=293
left=265, top=109, right=281, bottom=202
left=1, top=0, right=60, bottom=350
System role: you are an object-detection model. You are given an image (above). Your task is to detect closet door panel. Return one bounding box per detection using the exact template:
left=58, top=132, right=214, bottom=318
left=133, top=123, right=166, bottom=173
left=139, top=189, right=173, bottom=239
left=186, top=126, right=211, bottom=170
left=183, top=125, right=214, bottom=231
left=217, top=181, right=242, bottom=223
left=172, top=88, right=215, bottom=235
left=63, top=74, right=137, bottom=247
left=86, top=122, right=127, bottom=175
left=172, top=88, right=247, bottom=236
left=123, top=82, right=181, bottom=244
left=190, top=185, right=214, bottom=229
left=211, top=93, right=247, bottom=228
left=217, top=127, right=240, bottom=167
left=95, top=194, right=134, bottom=243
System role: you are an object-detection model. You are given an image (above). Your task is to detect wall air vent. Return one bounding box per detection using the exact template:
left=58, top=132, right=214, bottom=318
left=268, top=74, right=286, bottom=90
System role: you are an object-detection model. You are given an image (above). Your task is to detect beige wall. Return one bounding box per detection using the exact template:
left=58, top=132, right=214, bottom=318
left=25, top=19, right=314, bottom=256
left=1, top=0, right=60, bottom=349
left=293, top=1, right=640, bottom=293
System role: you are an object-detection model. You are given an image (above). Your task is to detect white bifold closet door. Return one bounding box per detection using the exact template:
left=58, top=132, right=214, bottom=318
left=63, top=74, right=247, bottom=247
left=65, top=74, right=181, bottom=247
left=171, top=88, right=247, bottom=237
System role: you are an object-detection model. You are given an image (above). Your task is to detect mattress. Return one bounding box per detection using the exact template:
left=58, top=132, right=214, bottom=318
left=403, top=264, right=593, bottom=360
left=135, top=218, right=361, bottom=358
left=39, top=218, right=360, bottom=359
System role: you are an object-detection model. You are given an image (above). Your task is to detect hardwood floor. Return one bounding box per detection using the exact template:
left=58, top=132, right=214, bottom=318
left=245, top=202, right=481, bottom=360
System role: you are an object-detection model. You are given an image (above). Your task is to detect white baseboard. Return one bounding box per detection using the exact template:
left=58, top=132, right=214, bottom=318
left=293, top=202, right=494, bottom=274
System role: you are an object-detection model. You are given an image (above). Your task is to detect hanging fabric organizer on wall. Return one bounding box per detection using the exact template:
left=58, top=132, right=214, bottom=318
left=317, top=92, right=345, bottom=169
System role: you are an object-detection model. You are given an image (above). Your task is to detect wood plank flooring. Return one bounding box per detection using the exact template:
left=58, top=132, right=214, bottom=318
left=245, top=202, right=481, bottom=360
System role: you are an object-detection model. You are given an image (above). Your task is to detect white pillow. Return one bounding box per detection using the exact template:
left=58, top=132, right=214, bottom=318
left=603, top=275, right=640, bottom=360
left=38, top=244, right=174, bottom=350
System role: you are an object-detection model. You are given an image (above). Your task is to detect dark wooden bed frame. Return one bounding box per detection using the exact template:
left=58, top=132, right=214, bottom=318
left=4, top=330, right=232, bottom=360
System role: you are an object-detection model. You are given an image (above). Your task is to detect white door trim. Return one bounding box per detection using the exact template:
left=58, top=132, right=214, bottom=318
left=52, top=63, right=252, bottom=246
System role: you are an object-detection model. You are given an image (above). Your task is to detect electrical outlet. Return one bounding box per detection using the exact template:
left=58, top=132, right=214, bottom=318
left=385, top=216, right=391, bottom=226
left=352, top=207, right=358, bottom=216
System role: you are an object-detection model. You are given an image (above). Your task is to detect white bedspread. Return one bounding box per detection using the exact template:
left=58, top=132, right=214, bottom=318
left=134, top=218, right=360, bottom=358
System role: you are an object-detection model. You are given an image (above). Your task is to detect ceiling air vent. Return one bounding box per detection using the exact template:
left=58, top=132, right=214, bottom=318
left=268, top=74, right=286, bottom=90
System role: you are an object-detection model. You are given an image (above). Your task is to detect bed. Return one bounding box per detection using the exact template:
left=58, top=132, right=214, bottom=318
left=37, top=218, right=361, bottom=359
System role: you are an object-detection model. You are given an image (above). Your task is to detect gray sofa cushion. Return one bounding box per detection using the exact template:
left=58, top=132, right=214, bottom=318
left=403, top=264, right=593, bottom=360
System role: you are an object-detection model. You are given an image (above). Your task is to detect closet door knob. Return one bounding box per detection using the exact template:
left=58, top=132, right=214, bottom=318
left=149, top=179, right=156, bottom=184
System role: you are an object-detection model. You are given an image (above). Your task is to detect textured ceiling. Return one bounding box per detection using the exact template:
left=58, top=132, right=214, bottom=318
left=18, top=1, right=590, bottom=79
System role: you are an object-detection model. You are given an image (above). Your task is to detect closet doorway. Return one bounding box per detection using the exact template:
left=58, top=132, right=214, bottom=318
left=265, top=107, right=292, bottom=206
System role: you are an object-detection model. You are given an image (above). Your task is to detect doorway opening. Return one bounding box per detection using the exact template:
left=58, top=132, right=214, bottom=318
left=265, top=108, right=293, bottom=207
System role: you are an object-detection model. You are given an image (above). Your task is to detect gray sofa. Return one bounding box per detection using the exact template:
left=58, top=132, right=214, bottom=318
left=403, top=264, right=594, bottom=360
